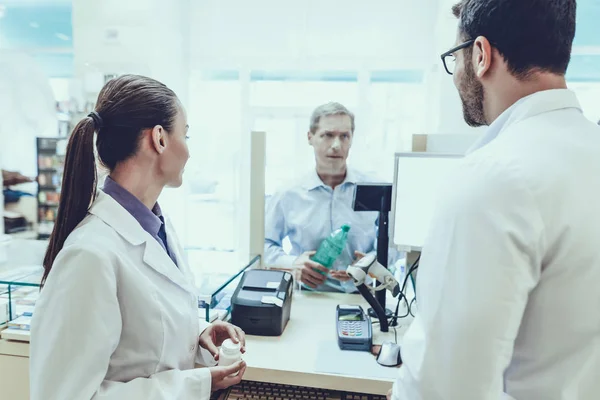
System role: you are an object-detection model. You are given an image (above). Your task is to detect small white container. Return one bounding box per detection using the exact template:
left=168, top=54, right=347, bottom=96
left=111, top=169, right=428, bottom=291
left=218, top=338, right=242, bottom=375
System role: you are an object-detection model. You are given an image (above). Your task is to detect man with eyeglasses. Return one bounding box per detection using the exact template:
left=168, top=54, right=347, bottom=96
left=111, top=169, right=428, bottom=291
left=388, top=1, right=600, bottom=399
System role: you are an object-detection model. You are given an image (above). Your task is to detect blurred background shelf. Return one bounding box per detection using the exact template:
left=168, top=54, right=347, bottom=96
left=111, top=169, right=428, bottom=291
left=36, top=137, right=67, bottom=241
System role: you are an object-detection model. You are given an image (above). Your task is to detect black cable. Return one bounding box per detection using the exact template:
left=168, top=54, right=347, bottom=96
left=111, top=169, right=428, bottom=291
left=389, top=288, right=408, bottom=326
left=405, top=262, right=419, bottom=309
left=389, top=255, right=420, bottom=326
left=403, top=255, right=420, bottom=293
left=390, top=291, right=410, bottom=324
left=408, top=297, right=417, bottom=317
left=390, top=288, right=412, bottom=325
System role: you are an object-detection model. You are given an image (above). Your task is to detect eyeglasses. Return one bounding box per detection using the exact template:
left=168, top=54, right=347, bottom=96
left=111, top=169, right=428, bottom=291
left=440, top=39, right=475, bottom=75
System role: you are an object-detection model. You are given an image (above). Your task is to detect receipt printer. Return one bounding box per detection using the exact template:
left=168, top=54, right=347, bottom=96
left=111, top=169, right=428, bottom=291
left=231, top=269, right=293, bottom=336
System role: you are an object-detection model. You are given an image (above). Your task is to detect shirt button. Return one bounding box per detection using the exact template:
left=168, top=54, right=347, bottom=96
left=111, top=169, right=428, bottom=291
left=190, top=344, right=196, bottom=352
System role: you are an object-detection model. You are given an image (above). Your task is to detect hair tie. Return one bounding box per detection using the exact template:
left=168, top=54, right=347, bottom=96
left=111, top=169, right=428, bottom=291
left=88, top=111, right=104, bottom=130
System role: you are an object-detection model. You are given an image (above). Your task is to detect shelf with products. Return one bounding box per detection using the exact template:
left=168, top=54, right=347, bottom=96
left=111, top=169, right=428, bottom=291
left=36, top=138, right=67, bottom=240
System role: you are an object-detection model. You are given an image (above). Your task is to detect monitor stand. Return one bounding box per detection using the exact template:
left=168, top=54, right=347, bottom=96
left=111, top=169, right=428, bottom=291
left=352, top=183, right=394, bottom=326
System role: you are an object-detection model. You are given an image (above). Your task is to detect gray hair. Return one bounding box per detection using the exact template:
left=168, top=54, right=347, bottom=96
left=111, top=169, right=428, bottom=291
left=309, top=102, right=355, bottom=134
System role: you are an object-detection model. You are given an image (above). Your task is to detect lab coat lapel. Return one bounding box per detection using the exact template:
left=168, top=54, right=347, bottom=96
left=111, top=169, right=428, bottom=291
left=90, top=191, right=197, bottom=296
left=164, top=219, right=197, bottom=289
left=141, top=239, right=198, bottom=295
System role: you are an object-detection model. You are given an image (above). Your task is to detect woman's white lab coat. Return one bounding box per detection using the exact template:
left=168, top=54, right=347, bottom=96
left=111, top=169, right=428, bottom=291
left=30, top=191, right=216, bottom=400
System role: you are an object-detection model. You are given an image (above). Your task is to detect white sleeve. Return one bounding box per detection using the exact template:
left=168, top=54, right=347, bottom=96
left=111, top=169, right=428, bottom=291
left=30, top=245, right=212, bottom=400
left=393, top=159, right=544, bottom=399
left=196, top=319, right=218, bottom=367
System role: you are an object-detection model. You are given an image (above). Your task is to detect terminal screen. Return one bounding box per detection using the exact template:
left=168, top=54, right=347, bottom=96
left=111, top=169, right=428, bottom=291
left=338, top=310, right=364, bottom=321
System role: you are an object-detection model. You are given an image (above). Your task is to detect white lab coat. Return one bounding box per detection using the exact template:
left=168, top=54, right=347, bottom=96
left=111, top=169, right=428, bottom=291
left=393, top=89, right=600, bottom=400
left=30, top=191, right=216, bottom=400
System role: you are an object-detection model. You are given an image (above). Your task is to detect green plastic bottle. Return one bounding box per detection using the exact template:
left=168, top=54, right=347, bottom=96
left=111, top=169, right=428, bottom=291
left=311, top=225, right=351, bottom=274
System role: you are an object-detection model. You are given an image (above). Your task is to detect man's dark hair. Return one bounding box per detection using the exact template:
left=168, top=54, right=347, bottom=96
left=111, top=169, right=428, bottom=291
left=452, top=0, right=576, bottom=78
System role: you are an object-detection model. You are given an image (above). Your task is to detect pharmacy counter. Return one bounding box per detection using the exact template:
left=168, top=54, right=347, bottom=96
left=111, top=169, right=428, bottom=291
left=0, top=338, right=28, bottom=399
left=0, top=291, right=404, bottom=399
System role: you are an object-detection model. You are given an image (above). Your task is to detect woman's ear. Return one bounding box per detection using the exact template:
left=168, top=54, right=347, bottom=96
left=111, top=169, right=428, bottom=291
left=151, top=125, right=166, bottom=154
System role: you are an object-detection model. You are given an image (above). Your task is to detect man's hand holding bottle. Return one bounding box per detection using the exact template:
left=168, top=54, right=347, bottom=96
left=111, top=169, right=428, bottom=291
left=294, top=249, right=364, bottom=287
left=294, top=225, right=352, bottom=288
left=294, top=251, right=328, bottom=288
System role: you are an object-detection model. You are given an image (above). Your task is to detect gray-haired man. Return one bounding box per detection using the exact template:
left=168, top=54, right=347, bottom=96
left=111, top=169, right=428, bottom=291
left=264, top=102, right=385, bottom=292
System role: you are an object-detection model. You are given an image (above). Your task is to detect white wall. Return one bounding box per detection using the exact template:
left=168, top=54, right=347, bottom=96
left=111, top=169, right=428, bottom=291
left=72, top=0, right=192, bottom=235
left=49, top=78, right=71, bottom=102
left=68, top=0, right=483, bottom=258
left=72, top=0, right=191, bottom=103
left=72, top=0, right=476, bottom=141
left=190, top=0, right=436, bottom=71
left=0, top=51, right=57, bottom=176
left=424, top=0, right=486, bottom=137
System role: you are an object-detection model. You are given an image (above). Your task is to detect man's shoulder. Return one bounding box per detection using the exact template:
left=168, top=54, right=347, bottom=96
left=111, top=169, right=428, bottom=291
left=268, top=174, right=312, bottom=203
left=460, top=144, right=522, bottom=187
left=349, top=168, right=388, bottom=184
left=448, top=138, right=539, bottom=217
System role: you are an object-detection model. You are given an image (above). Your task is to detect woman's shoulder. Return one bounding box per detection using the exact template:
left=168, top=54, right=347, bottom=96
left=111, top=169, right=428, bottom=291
left=63, top=214, right=127, bottom=256
left=48, top=215, right=128, bottom=283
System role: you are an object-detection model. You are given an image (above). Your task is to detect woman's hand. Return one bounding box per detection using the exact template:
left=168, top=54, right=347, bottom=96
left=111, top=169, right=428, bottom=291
left=210, top=361, right=247, bottom=391
left=199, top=321, right=246, bottom=361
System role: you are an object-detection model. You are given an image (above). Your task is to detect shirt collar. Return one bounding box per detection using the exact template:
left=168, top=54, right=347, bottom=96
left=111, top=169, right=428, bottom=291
left=467, top=89, right=582, bottom=154
left=102, top=176, right=163, bottom=237
left=304, top=167, right=359, bottom=191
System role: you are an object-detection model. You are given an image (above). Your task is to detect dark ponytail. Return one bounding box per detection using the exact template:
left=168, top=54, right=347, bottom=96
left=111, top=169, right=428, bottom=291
left=41, top=118, right=98, bottom=286
left=41, top=74, right=179, bottom=287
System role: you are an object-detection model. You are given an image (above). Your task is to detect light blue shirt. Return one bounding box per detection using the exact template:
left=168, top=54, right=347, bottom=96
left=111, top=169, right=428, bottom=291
left=264, top=168, right=394, bottom=292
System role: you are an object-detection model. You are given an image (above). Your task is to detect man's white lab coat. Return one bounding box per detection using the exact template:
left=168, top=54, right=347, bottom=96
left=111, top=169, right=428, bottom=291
left=30, top=191, right=216, bottom=399
left=393, top=89, right=600, bottom=400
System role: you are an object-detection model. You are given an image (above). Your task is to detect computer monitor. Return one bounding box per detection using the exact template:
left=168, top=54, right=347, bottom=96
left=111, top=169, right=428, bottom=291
left=391, top=153, right=463, bottom=252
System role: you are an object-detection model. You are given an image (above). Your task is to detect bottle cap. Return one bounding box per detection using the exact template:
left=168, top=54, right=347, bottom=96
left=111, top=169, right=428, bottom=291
left=341, top=225, right=350, bottom=232
left=221, top=338, right=241, bottom=355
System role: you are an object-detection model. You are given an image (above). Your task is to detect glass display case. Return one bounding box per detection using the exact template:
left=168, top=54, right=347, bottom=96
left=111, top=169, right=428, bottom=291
left=0, top=266, right=42, bottom=332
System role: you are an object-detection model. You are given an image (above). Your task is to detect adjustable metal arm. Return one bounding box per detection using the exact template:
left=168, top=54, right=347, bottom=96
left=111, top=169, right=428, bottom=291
left=346, top=252, right=400, bottom=332
left=356, top=283, right=389, bottom=332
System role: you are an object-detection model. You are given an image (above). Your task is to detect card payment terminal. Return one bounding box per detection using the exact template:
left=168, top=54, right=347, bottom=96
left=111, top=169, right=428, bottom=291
left=336, top=305, right=373, bottom=351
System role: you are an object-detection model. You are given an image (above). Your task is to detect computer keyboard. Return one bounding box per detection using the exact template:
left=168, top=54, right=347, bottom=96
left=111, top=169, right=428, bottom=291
left=211, top=380, right=387, bottom=400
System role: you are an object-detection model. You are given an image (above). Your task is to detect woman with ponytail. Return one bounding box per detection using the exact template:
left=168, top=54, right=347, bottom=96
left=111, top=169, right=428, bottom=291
left=30, top=75, right=246, bottom=399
